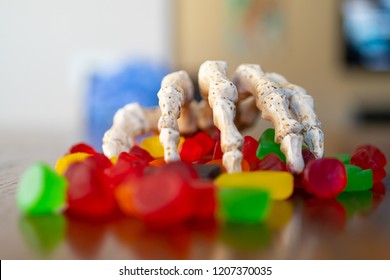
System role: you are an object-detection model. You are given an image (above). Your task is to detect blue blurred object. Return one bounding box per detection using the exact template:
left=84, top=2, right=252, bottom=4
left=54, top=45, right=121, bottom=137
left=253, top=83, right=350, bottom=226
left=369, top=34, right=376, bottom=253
left=86, top=61, right=170, bottom=150
left=342, top=0, right=390, bottom=71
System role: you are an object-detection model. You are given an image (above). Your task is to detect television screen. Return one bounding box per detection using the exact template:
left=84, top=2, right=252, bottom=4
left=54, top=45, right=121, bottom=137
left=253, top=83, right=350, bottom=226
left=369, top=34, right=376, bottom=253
left=342, top=0, right=390, bottom=71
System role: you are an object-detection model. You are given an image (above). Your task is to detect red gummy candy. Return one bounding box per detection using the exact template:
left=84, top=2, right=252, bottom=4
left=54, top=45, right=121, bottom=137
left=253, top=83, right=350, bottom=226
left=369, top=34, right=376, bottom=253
left=117, top=152, right=142, bottom=164
left=212, top=140, right=223, bottom=160
left=255, top=153, right=287, bottom=171
left=294, top=149, right=315, bottom=188
left=293, top=174, right=305, bottom=189
left=355, top=145, right=387, bottom=168
left=190, top=180, right=216, bottom=219
left=180, top=138, right=204, bottom=163
left=242, top=136, right=261, bottom=169
left=65, top=161, right=116, bottom=218
left=105, top=163, right=139, bottom=189
left=68, top=143, right=97, bottom=155
left=303, top=158, right=347, bottom=198
left=192, top=131, right=215, bottom=156
left=132, top=169, right=193, bottom=226
left=351, top=149, right=386, bottom=183
left=105, top=152, right=148, bottom=188
left=371, top=182, right=386, bottom=195
left=302, top=149, right=316, bottom=165
left=117, top=152, right=148, bottom=172
left=84, top=153, right=112, bottom=170
left=208, top=126, right=220, bottom=141
left=129, top=146, right=154, bottom=163
left=161, top=161, right=199, bottom=180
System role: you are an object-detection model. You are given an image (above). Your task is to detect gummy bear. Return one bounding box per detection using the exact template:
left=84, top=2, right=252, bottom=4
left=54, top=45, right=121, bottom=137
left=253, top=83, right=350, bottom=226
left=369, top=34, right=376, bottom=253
left=67, top=143, right=97, bottom=155
left=256, top=128, right=286, bottom=162
left=16, top=163, right=67, bottom=215
left=351, top=149, right=386, bottom=183
left=303, top=158, right=347, bottom=198
left=355, top=145, right=387, bottom=168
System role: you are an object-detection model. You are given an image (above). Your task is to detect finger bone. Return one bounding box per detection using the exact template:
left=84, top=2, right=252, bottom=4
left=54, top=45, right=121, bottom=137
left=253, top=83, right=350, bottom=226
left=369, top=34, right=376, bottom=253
left=199, top=61, right=243, bottom=173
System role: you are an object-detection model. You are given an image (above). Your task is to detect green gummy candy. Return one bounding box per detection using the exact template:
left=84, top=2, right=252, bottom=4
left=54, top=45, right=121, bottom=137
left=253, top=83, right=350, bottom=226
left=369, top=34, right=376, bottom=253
left=256, top=128, right=286, bottom=162
left=218, top=188, right=271, bottom=223
left=16, top=162, right=67, bottom=215
left=343, top=164, right=373, bottom=192
left=332, top=154, right=351, bottom=164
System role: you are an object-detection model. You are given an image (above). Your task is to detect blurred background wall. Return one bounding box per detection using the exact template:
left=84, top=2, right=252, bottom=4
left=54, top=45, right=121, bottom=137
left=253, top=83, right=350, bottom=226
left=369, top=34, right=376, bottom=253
left=0, top=0, right=173, bottom=133
left=174, top=0, right=390, bottom=152
left=0, top=0, right=389, bottom=155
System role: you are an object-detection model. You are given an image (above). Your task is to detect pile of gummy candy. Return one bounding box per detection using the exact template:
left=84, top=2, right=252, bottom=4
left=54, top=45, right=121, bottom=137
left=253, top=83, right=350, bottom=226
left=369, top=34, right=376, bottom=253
left=16, top=128, right=387, bottom=227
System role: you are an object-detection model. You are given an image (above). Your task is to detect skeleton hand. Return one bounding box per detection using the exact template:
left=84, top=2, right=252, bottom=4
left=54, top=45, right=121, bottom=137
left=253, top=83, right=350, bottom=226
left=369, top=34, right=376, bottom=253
left=232, top=64, right=324, bottom=173
left=102, top=61, right=324, bottom=174
left=157, top=61, right=244, bottom=173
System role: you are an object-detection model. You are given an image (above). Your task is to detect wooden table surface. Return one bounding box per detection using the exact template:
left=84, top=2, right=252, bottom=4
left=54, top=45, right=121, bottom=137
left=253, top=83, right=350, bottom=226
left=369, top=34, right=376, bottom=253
left=1, top=128, right=389, bottom=260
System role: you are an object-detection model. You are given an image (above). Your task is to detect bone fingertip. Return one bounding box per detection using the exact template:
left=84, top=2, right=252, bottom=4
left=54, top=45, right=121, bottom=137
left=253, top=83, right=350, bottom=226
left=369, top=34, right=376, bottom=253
left=280, top=134, right=304, bottom=174
left=223, top=150, right=243, bottom=173
left=304, top=128, right=325, bottom=159
left=287, top=157, right=305, bottom=174
left=311, top=142, right=324, bottom=159
left=165, top=150, right=180, bottom=163
left=102, top=143, right=124, bottom=158
left=102, top=145, right=114, bottom=158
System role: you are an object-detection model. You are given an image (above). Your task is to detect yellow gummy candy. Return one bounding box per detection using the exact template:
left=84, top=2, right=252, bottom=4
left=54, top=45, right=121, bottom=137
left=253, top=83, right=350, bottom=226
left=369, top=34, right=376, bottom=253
left=214, top=171, right=293, bottom=200
left=55, top=152, right=91, bottom=175
left=140, top=135, right=185, bottom=159
left=110, top=156, right=118, bottom=165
